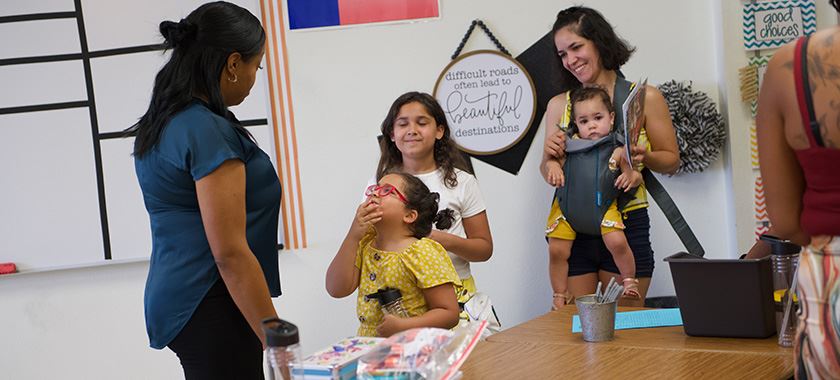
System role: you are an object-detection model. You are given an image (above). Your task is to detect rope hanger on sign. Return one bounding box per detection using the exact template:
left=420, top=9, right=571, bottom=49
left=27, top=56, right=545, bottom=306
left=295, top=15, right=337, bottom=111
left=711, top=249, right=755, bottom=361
left=451, top=20, right=510, bottom=60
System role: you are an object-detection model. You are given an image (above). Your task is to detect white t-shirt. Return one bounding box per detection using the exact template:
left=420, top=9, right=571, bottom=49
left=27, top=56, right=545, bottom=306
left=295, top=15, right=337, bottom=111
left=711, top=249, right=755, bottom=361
left=366, top=168, right=486, bottom=279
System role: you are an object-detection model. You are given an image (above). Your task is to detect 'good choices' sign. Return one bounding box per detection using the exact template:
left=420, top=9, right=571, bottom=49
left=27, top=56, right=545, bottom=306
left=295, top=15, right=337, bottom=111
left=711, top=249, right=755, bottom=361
left=433, top=50, right=536, bottom=155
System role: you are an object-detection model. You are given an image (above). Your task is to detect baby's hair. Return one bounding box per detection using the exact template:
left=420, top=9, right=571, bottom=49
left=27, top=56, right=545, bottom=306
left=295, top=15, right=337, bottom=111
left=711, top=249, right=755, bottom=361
left=392, top=172, right=455, bottom=238
left=569, top=85, right=612, bottom=120
left=376, top=92, right=470, bottom=189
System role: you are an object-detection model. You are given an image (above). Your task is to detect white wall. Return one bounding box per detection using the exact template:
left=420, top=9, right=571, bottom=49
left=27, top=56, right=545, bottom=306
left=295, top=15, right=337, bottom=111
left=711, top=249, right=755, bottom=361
left=4, top=0, right=835, bottom=378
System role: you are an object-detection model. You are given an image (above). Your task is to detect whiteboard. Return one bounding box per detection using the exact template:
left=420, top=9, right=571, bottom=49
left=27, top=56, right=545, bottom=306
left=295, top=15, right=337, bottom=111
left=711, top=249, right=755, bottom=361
left=0, top=0, right=279, bottom=272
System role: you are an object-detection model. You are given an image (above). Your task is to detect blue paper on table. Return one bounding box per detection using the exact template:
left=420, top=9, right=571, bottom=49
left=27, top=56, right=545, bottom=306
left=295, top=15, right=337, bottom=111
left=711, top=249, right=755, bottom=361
left=572, top=308, right=683, bottom=333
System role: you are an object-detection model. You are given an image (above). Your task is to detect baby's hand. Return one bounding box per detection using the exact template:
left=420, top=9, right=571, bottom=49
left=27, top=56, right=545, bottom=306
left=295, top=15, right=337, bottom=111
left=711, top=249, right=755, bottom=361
left=376, top=314, right=406, bottom=337
left=615, top=170, right=642, bottom=191
left=546, top=160, right=565, bottom=187
left=630, top=144, right=646, bottom=167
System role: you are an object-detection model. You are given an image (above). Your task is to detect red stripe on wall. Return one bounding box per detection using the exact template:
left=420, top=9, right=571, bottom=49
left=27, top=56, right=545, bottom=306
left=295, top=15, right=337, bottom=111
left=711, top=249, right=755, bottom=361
left=337, top=0, right=438, bottom=25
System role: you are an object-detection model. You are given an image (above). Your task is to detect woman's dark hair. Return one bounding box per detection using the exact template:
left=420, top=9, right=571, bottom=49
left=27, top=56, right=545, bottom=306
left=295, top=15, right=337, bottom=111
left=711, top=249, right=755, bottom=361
left=376, top=92, right=470, bottom=189
left=551, top=6, right=635, bottom=88
left=832, top=0, right=840, bottom=12
left=126, top=1, right=265, bottom=156
left=569, top=85, right=613, bottom=121
left=393, top=173, right=455, bottom=239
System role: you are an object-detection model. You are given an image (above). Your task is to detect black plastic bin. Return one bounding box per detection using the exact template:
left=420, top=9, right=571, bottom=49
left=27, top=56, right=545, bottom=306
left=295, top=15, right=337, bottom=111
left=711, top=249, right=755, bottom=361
left=664, top=252, right=776, bottom=338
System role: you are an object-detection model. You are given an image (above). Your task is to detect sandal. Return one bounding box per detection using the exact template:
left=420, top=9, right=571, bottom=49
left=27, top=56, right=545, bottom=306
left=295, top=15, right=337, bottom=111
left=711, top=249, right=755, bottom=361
left=551, top=292, right=571, bottom=311
left=622, top=278, right=641, bottom=299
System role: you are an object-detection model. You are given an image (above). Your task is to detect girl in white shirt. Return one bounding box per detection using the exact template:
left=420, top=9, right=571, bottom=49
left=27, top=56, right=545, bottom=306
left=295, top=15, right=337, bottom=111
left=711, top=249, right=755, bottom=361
left=374, top=91, right=493, bottom=305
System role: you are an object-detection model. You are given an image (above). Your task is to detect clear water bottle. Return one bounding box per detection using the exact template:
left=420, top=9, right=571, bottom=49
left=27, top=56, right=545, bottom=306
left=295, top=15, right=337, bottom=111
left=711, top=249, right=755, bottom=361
left=262, top=317, right=303, bottom=380
left=759, top=234, right=800, bottom=347
left=366, top=287, right=408, bottom=318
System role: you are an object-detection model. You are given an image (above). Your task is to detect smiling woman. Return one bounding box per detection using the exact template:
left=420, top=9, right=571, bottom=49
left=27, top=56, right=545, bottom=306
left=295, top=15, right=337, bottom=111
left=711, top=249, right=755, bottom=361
left=540, top=6, right=680, bottom=309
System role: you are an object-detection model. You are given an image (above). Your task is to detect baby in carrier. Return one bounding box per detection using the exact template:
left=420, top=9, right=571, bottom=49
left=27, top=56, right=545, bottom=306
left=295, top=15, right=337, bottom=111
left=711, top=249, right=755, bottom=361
left=545, top=86, right=642, bottom=310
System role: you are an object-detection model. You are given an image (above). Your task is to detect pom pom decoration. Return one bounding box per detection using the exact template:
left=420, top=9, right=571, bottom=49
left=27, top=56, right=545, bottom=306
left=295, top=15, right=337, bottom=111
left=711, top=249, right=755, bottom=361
left=657, top=80, right=726, bottom=175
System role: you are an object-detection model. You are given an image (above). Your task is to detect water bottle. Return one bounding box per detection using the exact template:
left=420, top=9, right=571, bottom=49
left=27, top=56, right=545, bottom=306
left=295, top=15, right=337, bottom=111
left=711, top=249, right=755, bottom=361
left=759, top=234, right=801, bottom=347
left=262, top=317, right=303, bottom=380
left=366, top=287, right=408, bottom=318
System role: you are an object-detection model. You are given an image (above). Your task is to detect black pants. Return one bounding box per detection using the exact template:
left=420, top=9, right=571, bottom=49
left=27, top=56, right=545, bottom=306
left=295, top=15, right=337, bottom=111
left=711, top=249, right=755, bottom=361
left=567, top=208, right=655, bottom=277
left=168, top=279, right=264, bottom=380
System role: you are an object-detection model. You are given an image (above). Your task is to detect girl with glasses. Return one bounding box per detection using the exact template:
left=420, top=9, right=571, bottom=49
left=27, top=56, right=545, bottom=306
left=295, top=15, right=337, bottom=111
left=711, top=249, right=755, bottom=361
left=326, top=173, right=460, bottom=337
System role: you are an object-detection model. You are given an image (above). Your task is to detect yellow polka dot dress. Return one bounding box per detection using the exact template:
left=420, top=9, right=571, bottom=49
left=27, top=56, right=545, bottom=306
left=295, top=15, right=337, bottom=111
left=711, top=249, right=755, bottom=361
left=354, top=228, right=461, bottom=336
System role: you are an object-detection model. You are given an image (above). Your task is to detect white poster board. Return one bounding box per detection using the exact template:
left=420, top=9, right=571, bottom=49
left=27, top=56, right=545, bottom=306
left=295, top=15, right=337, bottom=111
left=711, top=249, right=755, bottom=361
left=433, top=50, right=536, bottom=155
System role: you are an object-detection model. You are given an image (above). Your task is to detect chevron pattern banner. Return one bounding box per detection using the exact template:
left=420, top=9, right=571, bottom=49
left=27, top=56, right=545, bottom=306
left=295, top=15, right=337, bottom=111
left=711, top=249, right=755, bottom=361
left=755, top=177, right=769, bottom=223
left=743, top=0, right=816, bottom=51
left=750, top=122, right=760, bottom=168
left=755, top=222, right=771, bottom=239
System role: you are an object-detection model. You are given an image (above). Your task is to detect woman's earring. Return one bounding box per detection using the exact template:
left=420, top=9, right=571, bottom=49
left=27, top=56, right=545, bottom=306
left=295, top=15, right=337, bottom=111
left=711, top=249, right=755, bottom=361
left=228, top=74, right=238, bottom=83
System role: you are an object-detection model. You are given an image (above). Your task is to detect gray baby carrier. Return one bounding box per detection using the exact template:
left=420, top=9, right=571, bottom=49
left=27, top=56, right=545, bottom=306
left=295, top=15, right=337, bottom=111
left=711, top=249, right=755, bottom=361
left=552, top=77, right=706, bottom=257
left=554, top=79, right=637, bottom=236
left=556, top=132, right=635, bottom=236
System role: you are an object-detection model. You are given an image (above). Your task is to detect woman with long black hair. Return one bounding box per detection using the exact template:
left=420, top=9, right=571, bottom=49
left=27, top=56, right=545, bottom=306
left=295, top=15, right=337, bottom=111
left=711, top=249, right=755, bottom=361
left=127, top=2, right=280, bottom=378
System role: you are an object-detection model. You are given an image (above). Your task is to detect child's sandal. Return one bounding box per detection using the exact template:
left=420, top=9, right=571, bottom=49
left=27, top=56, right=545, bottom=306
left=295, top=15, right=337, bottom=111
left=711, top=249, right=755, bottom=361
left=622, top=278, right=641, bottom=299
left=551, top=292, right=571, bottom=311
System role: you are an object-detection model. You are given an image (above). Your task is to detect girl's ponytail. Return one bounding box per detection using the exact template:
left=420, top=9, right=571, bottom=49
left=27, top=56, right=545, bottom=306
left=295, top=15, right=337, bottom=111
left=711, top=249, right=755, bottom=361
left=392, top=173, right=452, bottom=238
left=434, top=208, right=455, bottom=231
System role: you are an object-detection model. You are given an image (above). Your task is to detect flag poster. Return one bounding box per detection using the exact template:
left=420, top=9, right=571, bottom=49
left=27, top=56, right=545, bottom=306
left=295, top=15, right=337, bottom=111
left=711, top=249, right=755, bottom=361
left=288, top=0, right=440, bottom=30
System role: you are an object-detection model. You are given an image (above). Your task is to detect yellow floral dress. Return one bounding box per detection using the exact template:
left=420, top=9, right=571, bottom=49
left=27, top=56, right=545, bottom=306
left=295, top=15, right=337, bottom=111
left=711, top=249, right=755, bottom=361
left=354, top=228, right=462, bottom=336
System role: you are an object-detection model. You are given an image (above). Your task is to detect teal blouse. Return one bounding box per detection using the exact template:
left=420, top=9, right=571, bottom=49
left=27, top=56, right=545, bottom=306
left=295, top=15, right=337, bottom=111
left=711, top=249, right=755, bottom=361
left=135, top=101, right=282, bottom=349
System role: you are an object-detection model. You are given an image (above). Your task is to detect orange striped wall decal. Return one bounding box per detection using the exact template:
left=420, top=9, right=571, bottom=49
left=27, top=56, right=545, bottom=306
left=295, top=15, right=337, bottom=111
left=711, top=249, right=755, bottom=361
left=259, top=0, right=307, bottom=249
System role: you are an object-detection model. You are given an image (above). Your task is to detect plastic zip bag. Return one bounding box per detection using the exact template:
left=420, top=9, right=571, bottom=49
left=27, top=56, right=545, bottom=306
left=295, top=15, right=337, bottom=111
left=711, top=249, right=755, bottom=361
left=356, top=321, right=487, bottom=380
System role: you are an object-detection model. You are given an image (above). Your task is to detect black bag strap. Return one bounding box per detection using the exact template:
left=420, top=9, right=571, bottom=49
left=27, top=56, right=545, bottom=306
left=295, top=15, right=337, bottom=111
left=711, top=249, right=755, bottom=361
left=613, top=77, right=705, bottom=257
left=612, top=77, right=633, bottom=132
left=642, top=168, right=705, bottom=257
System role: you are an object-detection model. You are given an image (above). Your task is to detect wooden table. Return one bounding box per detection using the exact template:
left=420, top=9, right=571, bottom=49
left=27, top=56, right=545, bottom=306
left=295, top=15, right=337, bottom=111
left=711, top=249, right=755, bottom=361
left=459, top=306, right=793, bottom=379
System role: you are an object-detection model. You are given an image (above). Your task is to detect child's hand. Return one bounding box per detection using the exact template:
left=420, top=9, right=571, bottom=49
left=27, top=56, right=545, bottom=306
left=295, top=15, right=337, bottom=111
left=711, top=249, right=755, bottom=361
left=630, top=144, right=646, bottom=167
left=615, top=170, right=642, bottom=191
left=351, top=200, right=383, bottom=237
left=545, top=160, right=565, bottom=187
left=376, top=314, right=406, bottom=337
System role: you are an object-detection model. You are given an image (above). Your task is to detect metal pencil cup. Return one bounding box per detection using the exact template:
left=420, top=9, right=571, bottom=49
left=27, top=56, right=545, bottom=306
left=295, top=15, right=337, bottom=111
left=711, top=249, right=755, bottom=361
left=575, top=295, right=617, bottom=342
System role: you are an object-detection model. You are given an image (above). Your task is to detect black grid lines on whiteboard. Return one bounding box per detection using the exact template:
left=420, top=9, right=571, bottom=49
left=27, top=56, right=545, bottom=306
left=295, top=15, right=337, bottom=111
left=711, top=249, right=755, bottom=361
left=1, top=2, right=268, bottom=264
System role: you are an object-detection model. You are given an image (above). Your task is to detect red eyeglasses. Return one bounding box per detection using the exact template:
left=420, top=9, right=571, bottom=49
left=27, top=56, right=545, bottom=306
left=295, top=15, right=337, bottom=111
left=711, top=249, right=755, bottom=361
left=365, top=184, right=408, bottom=203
